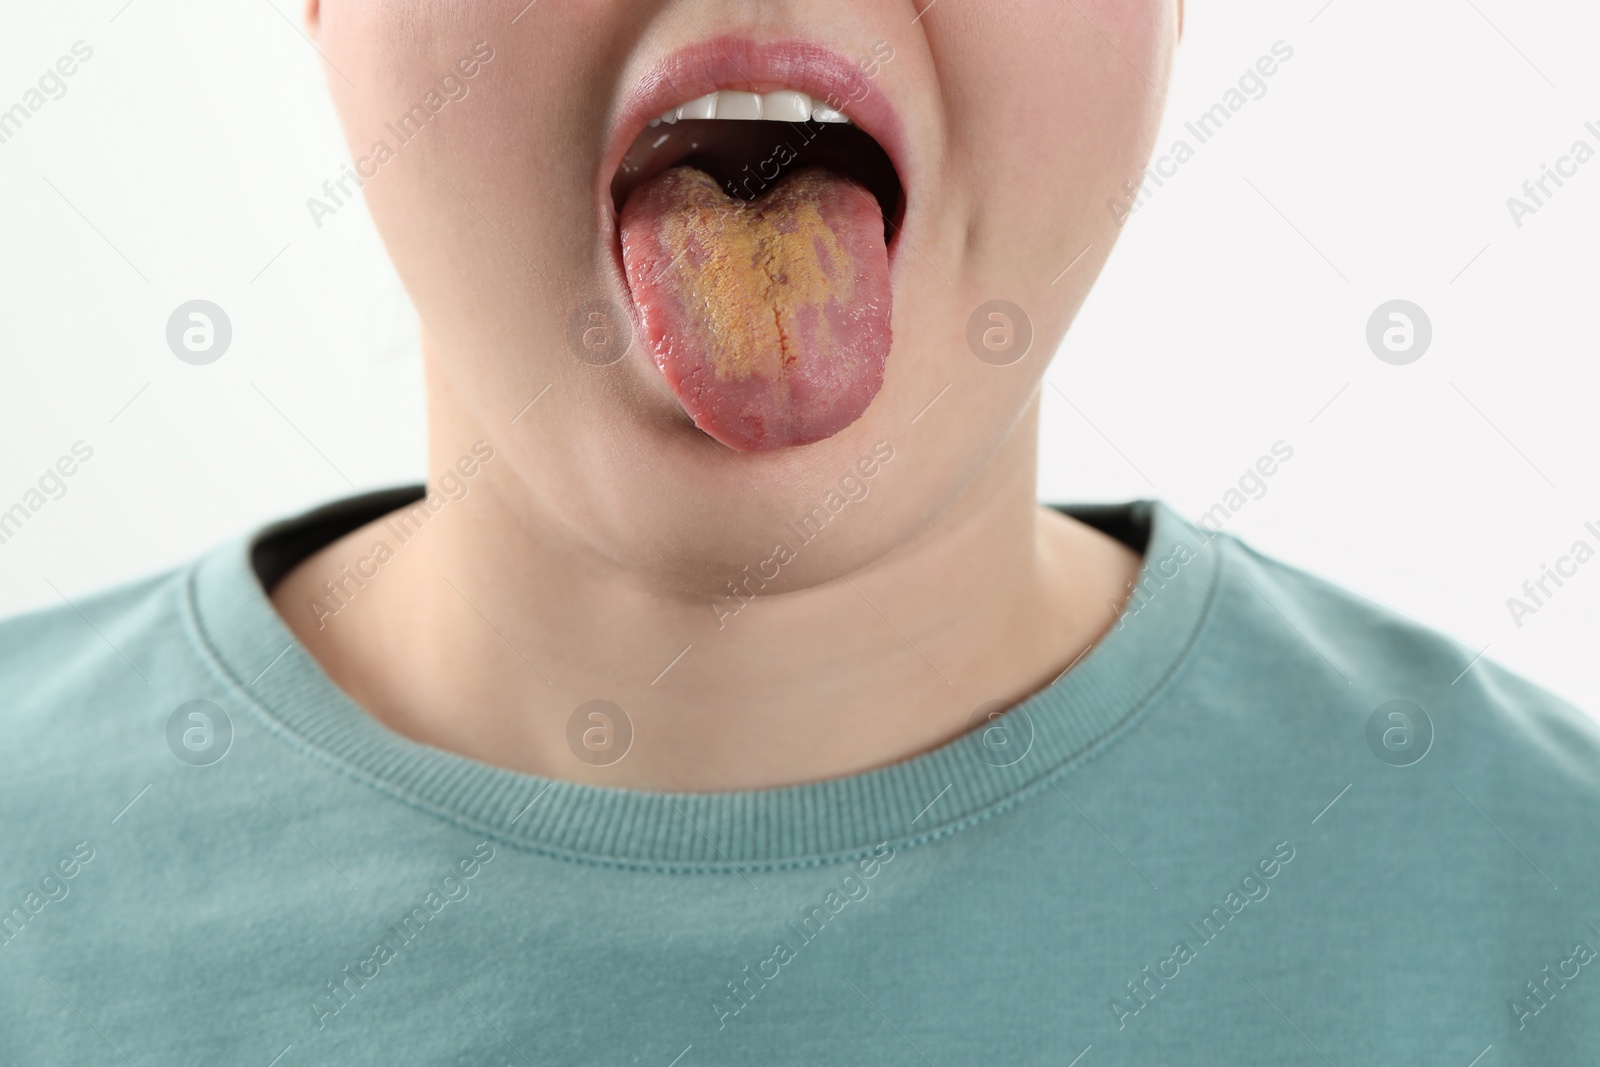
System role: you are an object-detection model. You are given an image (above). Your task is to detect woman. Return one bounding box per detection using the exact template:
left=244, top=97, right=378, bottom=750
left=3, top=1, right=1595, bottom=1062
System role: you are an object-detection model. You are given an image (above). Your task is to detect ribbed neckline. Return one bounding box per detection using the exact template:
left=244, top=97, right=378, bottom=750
left=183, top=492, right=1222, bottom=872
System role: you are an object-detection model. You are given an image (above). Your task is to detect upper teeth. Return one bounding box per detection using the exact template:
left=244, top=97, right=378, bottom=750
left=650, top=90, right=851, bottom=127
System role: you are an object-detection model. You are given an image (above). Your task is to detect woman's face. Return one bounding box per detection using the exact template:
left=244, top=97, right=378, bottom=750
left=311, top=0, right=1176, bottom=592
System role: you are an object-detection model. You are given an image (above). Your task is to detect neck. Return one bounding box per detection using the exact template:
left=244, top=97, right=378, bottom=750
left=271, top=392, right=1140, bottom=792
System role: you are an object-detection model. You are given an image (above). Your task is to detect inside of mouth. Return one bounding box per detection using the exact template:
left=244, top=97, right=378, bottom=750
left=611, top=119, right=902, bottom=241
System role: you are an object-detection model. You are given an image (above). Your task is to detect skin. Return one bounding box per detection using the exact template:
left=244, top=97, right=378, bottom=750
left=274, top=0, right=1181, bottom=791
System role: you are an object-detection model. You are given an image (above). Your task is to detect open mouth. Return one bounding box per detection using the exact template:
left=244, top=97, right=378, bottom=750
left=607, top=49, right=908, bottom=454
left=610, top=97, right=904, bottom=243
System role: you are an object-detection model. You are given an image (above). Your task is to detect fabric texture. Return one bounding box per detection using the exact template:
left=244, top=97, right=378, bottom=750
left=2, top=493, right=1596, bottom=1065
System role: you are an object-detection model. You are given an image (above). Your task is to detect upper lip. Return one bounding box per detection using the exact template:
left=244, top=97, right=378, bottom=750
left=599, top=35, right=910, bottom=237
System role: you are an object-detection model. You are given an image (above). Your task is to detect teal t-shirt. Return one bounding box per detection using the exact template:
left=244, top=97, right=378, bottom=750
left=3, top=494, right=1598, bottom=1064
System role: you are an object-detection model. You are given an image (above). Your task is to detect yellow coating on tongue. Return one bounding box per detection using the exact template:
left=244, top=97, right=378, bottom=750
left=653, top=168, right=854, bottom=382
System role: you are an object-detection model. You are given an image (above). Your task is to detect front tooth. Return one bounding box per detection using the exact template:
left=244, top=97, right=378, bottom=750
left=811, top=103, right=850, bottom=124
left=677, top=93, right=718, bottom=120
left=715, top=91, right=763, bottom=120
left=762, top=90, right=812, bottom=122
left=659, top=108, right=678, bottom=124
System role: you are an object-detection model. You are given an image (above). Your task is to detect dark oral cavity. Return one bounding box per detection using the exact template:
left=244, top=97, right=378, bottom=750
left=617, top=140, right=894, bottom=452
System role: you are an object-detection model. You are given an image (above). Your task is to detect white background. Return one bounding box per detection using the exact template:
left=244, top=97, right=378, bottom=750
left=1, top=1, right=1596, bottom=713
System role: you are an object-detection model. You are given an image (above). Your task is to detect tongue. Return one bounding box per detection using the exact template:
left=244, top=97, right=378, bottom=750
left=619, top=165, right=891, bottom=452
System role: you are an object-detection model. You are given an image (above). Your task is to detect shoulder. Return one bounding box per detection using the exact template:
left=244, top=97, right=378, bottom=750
left=0, top=566, right=194, bottom=764
left=1199, top=526, right=1600, bottom=805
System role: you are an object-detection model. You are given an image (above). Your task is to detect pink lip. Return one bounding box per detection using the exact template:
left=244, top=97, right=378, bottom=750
left=599, top=36, right=911, bottom=259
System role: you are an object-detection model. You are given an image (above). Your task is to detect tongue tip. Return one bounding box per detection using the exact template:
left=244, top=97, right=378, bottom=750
left=662, top=329, right=889, bottom=454
left=715, top=375, right=889, bottom=453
